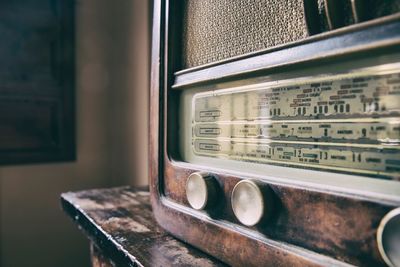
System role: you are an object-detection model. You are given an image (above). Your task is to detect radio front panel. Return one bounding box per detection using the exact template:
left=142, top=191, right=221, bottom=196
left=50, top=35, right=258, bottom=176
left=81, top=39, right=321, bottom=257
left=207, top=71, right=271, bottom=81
left=150, top=1, right=400, bottom=266
left=180, top=61, right=400, bottom=200
left=173, top=58, right=400, bottom=266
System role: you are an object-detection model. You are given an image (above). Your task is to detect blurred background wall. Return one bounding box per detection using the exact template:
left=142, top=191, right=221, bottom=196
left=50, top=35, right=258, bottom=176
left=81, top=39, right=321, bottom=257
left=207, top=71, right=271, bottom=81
left=0, top=0, right=150, bottom=266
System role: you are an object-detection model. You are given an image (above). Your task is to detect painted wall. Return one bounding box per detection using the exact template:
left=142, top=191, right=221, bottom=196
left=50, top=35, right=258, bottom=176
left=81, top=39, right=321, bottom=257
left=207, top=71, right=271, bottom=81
left=0, top=0, right=150, bottom=266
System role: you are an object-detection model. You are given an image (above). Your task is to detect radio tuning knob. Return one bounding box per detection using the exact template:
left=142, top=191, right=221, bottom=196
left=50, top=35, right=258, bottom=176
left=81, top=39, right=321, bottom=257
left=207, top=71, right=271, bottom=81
left=186, top=172, right=218, bottom=210
left=231, top=180, right=273, bottom=227
left=377, top=207, right=400, bottom=267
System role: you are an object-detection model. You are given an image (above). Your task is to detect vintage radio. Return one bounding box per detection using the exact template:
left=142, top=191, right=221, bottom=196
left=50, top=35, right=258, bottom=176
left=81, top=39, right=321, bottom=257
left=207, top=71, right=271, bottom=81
left=150, top=1, right=400, bottom=266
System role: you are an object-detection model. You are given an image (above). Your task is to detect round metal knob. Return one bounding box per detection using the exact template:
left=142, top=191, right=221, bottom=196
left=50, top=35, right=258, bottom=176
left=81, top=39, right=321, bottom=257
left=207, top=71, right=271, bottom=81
left=377, top=207, right=400, bottom=267
left=186, top=172, right=218, bottom=210
left=231, top=180, right=271, bottom=226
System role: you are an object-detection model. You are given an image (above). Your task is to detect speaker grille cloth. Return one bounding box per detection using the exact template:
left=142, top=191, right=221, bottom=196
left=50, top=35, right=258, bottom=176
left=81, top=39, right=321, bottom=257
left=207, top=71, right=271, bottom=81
left=181, top=0, right=309, bottom=69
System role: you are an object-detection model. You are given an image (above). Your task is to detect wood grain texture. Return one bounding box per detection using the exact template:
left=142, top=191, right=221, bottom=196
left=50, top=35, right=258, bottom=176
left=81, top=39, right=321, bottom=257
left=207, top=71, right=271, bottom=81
left=163, top=160, right=395, bottom=266
left=61, top=187, right=226, bottom=267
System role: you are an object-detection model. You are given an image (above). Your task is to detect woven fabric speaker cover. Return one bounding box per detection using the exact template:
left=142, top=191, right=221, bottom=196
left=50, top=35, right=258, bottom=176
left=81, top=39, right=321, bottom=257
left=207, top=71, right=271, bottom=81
left=181, top=0, right=309, bottom=69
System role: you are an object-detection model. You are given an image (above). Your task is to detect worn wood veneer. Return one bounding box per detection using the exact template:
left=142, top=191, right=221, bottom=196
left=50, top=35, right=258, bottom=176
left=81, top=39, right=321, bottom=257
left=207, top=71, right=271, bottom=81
left=163, top=161, right=396, bottom=266
left=61, top=187, right=226, bottom=267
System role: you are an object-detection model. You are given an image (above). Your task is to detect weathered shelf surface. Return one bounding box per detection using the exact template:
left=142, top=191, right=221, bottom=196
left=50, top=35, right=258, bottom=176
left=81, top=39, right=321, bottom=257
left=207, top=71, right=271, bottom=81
left=61, top=186, right=226, bottom=267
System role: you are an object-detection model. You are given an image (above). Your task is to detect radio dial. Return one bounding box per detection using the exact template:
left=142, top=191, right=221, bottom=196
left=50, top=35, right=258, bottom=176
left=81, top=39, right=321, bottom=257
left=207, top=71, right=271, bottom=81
left=186, top=172, right=218, bottom=210
left=231, top=180, right=273, bottom=226
left=377, top=208, right=400, bottom=267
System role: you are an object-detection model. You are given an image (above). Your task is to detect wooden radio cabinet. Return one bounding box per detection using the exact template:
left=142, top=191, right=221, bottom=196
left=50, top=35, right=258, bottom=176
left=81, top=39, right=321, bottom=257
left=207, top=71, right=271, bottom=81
left=150, top=1, right=400, bottom=266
